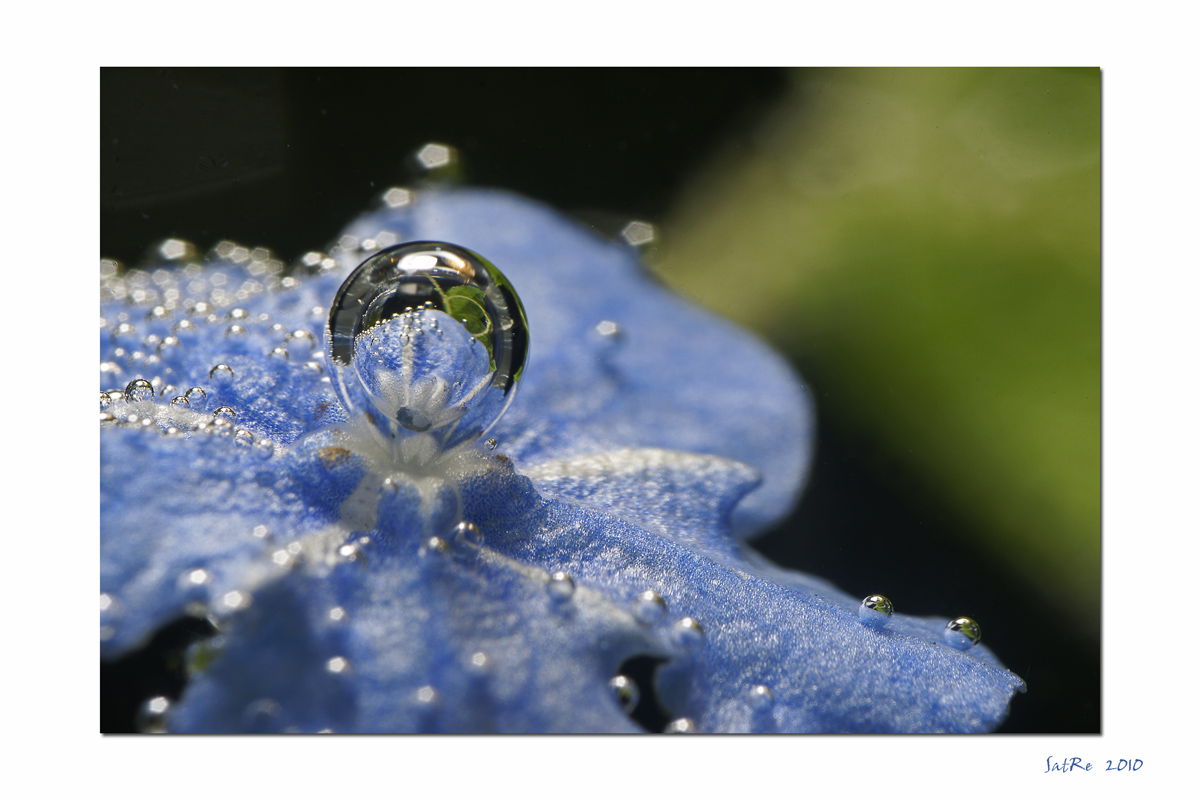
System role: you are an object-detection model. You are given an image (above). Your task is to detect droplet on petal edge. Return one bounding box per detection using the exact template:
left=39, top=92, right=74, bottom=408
left=858, top=594, right=894, bottom=630
left=325, top=241, right=528, bottom=450
left=944, top=616, right=982, bottom=650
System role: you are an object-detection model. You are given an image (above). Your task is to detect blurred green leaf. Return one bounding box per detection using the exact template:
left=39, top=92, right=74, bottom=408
left=656, top=68, right=1100, bottom=633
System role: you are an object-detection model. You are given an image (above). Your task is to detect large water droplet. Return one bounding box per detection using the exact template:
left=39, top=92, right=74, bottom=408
left=858, top=594, right=894, bottom=630
left=325, top=242, right=529, bottom=449
left=944, top=616, right=982, bottom=649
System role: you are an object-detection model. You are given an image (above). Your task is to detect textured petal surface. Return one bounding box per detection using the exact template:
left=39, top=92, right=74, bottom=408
left=100, top=186, right=1024, bottom=733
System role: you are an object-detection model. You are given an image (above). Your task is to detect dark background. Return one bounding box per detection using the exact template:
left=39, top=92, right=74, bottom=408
left=101, top=67, right=1098, bottom=733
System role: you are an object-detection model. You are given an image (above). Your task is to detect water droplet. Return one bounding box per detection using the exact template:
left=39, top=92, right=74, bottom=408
left=381, top=187, right=413, bottom=208
left=136, top=696, right=171, bottom=733
left=220, top=589, right=251, bottom=611
left=212, top=406, right=237, bottom=423
left=171, top=318, right=198, bottom=337
left=268, top=346, right=289, bottom=361
left=181, top=386, right=207, bottom=410
left=632, top=590, right=667, bottom=625
left=170, top=395, right=189, bottom=408
left=747, top=684, right=774, bottom=711
left=226, top=324, right=247, bottom=337
left=620, top=220, right=657, bottom=248
left=234, top=429, right=254, bottom=446
left=254, top=438, right=275, bottom=460
left=124, top=379, right=154, bottom=403
left=595, top=319, right=623, bottom=338
left=100, top=392, right=113, bottom=410
left=284, top=329, right=316, bottom=358
left=452, top=520, right=483, bottom=548
left=485, top=438, right=498, bottom=451
left=858, top=594, right=894, bottom=630
left=227, top=307, right=249, bottom=321
left=209, top=364, right=234, bottom=383
left=325, top=241, right=529, bottom=449
left=609, top=675, right=640, bottom=713
left=414, top=685, right=441, bottom=705
left=412, top=142, right=460, bottom=178
left=672, top=617, right=706, bottom=649
left=663, top=718, right=696, bottom=733
left=546, top=570, right=575, bottom=601
left=944, top=616, right=982, bottom=650
left=419, top=536, right=449, bottom=557
left=111, top=322, right=137, bottom=341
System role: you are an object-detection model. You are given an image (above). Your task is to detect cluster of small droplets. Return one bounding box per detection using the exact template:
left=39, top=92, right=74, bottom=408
left=100, top=234, right=352, bottom=459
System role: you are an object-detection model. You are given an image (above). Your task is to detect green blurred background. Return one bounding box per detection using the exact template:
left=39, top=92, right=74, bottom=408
left=655, top=67, right=1101, bottom=637
left=102, top=68, right=1100, bottom=732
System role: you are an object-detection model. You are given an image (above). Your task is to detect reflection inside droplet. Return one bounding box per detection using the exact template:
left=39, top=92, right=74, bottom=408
left=944, top=616, right=982, bottom=649
left=858, top=594, right=894, bottom=630
left=325, top=242, right=528, bottom=450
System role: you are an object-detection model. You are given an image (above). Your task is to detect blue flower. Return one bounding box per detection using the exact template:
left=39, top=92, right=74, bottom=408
left=100, top=186, right=1025, bottom=733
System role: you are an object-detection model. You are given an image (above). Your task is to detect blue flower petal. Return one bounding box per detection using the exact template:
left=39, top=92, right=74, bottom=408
left=101, top=186, right=1024, bottom=733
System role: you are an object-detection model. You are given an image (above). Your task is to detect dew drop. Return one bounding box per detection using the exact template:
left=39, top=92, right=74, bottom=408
left=170, top=395, right=189, bottom=408
left=136, top=696, right=171, bottom=733
left=419, top=536, right=449, bottom=557
left=100, top=392, right=113, bottom=410
left=609, top=675, right=640, bottom=713
left=546, top=570, right=576, bottom=601
left=452, top=520, right=483, bottom=549
left=747, top=684, right=775, bottom=711
left=325, top=241, right=529, bottom=449
left=663, top=718, right=696, bottom=733
left=124, top=379, right=154, bottom=403
left=212, top=406, right=237, bottom=423
left=595, top=319, right=623, bottom=338
left=220, top=589, right=251, bottom=611
left=284, top=329, right=316, bottom=358
left=185, top=386, right=208, bottom=409
left=234, top=429, right=254, bottom=447
left=225, top=324, right=247, bottom=337
left=254, top=438, right=275, bottom=460
left=209, top=364, right=234, bottom=383
left=672, top=617, right=706, bottom=649
left=944, top=616, right=982, bottom=650
left=414, top=685, right=441, bottom=705
left=485, top=438, right=498, bottom=451
left=632, top=590, right=667, bottom=625
left=858, top=594, right=894, bottom=630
